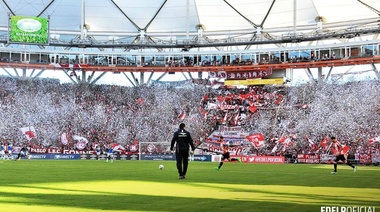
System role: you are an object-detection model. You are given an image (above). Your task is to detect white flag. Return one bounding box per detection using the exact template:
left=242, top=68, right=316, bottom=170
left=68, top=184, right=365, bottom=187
left=73, top=135, right=89, bottom=150
left=19, top=126, right=36, bottom=141
left=60, top=132, right=69, bottom=146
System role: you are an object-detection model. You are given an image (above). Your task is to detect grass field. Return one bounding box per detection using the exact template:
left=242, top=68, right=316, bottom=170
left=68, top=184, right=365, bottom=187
left=0, top=159, right=379, bottom=212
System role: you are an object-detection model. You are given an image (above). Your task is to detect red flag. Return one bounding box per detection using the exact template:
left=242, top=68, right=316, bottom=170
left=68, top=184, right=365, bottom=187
left=342, top=145, right=350, bottom=155
left=368, top=136, right=380, bottom=145
left=201, top=109, right=208, bottom=119
left=278, top=136, right=293, bottom=151
left=320, top=137, right=328, bottom=147
left=130, top=143, right=138, bottom=152
left=112, top=143, right=126, bottom=152
left=178, top=110, right=186, bottom=120
left=239, top=93, right=249, bottom=100
left=246, top=133, right=264, bottom=142
left=136, top=98, right=144, bottom=104
left=249, top=105, right=257, bottom=113
left=278, top=136, right=288, bottom=144
left=19, top=126, right=36, bottom=141
left=246, top=133, right=265, bottom=149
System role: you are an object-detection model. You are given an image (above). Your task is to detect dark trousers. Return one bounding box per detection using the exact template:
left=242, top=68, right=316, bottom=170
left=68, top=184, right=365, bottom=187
left=333, top=154, right=355, bottom=172
left=176, top=152, right=189, bottom=176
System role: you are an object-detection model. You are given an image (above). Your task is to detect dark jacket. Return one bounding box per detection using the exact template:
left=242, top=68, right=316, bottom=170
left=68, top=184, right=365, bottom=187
left=170, top=129, right=195, bottom=154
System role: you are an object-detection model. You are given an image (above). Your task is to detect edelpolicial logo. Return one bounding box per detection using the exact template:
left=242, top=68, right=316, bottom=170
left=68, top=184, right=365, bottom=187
left=321, top=206, right=376, bottom=212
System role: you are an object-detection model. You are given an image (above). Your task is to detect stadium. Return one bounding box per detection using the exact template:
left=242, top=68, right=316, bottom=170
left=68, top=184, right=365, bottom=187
left=0, top=0, right=380, bottom=211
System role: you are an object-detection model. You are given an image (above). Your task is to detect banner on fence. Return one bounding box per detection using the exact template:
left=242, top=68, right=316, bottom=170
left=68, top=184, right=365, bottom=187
left=242, top=156, right=285, bottom=164
left=297, top=154, right=320, bottom=164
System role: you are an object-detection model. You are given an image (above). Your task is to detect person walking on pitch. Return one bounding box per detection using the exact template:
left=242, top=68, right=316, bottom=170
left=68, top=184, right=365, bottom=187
left=170, top=123, right=195, bottom=180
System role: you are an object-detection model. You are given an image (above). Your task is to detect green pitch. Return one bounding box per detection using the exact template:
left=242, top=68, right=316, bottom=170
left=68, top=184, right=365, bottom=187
left=0, top=160, right=379, bottom=212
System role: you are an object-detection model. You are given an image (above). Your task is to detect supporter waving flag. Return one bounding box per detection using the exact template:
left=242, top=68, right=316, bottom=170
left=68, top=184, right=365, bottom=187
left=368, top=136, right=380, bottom=145
left=221, top=111, right=228, bottom=125
left=231, top=112, right=240, bottom=126
left=112, top=143, right=126, bottom=152
left=19, top=126, right=36, bottom=141
left=246, top=133, right=265, bottom=149
left=60, top=132, right=69, bottom=146
left=320, top=137, right=329, bottom=148
left=304, top=136, right=315, bottom=148
left=178, top=110, right=186, bottom=120
left=73, top=135, right=89, bottom=150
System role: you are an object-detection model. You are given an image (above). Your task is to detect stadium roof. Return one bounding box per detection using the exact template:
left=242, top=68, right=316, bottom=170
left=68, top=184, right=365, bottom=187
left=1, top=0, right=380, bottom=51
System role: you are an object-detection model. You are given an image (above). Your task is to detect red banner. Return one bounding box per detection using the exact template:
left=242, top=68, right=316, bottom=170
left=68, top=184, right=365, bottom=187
left=30, top=147, right=61, bottom=154
left=209, top=70, right=272, bottom=80
left=359, top=154, right=371, bottom=164
left=242, top=156, right=284, bottom=164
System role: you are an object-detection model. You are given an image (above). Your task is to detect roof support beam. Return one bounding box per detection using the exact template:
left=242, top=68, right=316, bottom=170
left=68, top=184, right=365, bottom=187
left=86, top=71, right=96, bottom=82
left=181, top=72, right=188, bottom=80
left=14, top=68, right=19, bottom=77
left=325, top=66, right=334, bottom=81
left=244, top=34, right=257, bottom=50
left=143, top=0, right=168, bottom=31
left=110, top=0, right=141, bottom=31
left=2, top=67, right=14, bottom=78
left=32, top=70, right=45, bottom=80
left=371, top=63, right=380, bottom=79
left=90, top=71, right=107, bottom=85
left=145, top=35, right=163, bottom=52
left=140, top=72, right=144, bottom=84
left=130, top=72, right=139, bottom=85
left=156, top=72, right=167, bottom=81
left=122, top=72, right=136, bottom=87
left=260, top=0, right=276, bottom=27
left=187, top=72, right=193, bottom=80
left=37, top=0, right=56, bottom=17
left=305, top=68, right=316, bottom=84
left=357, top=0, right=380, bottom=16
left=223, top=0, right=259, bottom=28
left=62, top=69, right=78, bottom=84
left=2, top=0, right=15, bottom=16
left=147, top=72, right=154, bottom=85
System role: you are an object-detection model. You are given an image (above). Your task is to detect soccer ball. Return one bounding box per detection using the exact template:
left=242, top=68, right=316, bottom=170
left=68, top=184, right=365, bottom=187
left=159, top=164, right=164, bottom=170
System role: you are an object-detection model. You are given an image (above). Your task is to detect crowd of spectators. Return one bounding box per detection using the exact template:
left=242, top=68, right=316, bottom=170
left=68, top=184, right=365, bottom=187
left=0, top=76, right=379, bottom=157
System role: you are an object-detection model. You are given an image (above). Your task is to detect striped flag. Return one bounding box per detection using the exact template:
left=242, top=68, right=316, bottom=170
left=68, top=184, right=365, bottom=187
left=60, top=132, right=69, bottom=146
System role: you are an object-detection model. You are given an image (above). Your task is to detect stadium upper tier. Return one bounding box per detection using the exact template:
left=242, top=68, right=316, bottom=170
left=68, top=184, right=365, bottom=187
left=0, top=0, right=380, bottom=52
left=0, top=41, right=380, bottom=72
left=1, top=54, right=380, bottom=73
left=1, top=0, right=380, bottom=85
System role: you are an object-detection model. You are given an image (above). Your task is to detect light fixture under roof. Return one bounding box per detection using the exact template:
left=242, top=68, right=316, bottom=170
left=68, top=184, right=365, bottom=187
left=195, top=24, right=206, bottom=31
left=315, top=16, right=326, bottom=23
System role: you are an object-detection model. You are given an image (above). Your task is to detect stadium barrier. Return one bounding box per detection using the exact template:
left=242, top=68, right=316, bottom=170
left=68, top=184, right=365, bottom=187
left=12, top=153, right=380, bottom=165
